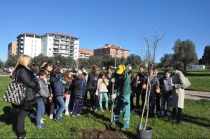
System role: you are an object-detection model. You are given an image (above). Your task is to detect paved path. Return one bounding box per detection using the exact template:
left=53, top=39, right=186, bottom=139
left=185, top=90, right=210, bottom=100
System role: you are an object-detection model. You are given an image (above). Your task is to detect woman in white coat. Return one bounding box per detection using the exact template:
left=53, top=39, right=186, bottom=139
left=171, top=61, right=186, bottom=124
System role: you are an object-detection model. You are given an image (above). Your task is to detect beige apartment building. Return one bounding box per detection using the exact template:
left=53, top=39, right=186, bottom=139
left=79, top=48, right=93, bottom=58
left=8, top=41, right=17, bottom=58
left=94, top=44, right=130, bottom=58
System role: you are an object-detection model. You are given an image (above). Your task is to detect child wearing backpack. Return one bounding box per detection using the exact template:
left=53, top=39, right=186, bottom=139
left=96, top=71, right=109, bottom=112
left=36, top=70, right=52, bottom=129
left=70, top=74, right=86, bottom=117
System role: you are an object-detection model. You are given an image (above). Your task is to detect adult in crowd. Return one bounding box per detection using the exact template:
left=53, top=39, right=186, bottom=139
left=171, top=61, right=186, bottom=124
left=86, top=65, right=99, bottom=111
left=12, top=54, right=40, bottom=139
left=39, top=61, right=47, bottom=71
left=111, top=64, right=131, bottom=131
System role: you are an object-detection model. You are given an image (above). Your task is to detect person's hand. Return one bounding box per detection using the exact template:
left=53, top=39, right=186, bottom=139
left=111, top=78, right=115, bottom=83
left=111, top=93, right=116, bottom=99
left=95, top=92, right=98, bottom=96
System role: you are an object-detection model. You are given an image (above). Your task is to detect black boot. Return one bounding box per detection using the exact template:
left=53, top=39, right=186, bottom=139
left=177, top=108, right=182, bottom=124
left=172, top=108, right=176, bottom=120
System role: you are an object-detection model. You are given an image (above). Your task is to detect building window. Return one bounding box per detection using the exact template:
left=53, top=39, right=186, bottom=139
left=49, top=48, right=51, bottom=50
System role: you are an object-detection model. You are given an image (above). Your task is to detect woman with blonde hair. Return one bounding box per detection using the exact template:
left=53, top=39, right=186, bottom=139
left=13, top=54, right=40, bottom=139
left=63, top=70, right=74, bottom=115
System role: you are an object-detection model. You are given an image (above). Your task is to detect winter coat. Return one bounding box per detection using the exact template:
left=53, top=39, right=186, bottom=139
left=97, top=78, right=109, bottom=93
left=50, top=73, right=64, bottom=97
left=36, top=78, right=50, bottom=98
left=12, top=64, right=40, bottom=110
left=70, top=78, right=86, bottom=99
left=171, top=70, right=186, bottom=109
left=86, top=71, right=99, bottom=91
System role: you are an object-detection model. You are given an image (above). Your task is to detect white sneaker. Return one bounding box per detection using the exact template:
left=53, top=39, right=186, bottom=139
left=65, top=112, right=69, bottom=115
left=49, top=114, right=53, bottom=119
left=41, top=118, right=45, bottom=124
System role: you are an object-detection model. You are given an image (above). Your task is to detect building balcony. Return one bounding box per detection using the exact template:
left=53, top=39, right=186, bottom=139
left=53, top=46, right=59, bottom=49
left=53, top=41, right=59, bottom=44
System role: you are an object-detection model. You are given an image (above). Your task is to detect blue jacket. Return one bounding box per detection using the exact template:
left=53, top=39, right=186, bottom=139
left=50, top=73, right=64, bottom=97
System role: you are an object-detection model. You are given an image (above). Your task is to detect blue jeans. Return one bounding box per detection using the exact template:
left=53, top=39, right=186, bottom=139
left=149, top=96, right=156, bottom=115
left=99, top=92, right=108, bottom=109
left=36, top=98, right=45, bottom=127
left=72, top=98, right=84, bottom=115
left=56, top=96, right=65, bottom=119
left=161, top=93, right=172, bottom=112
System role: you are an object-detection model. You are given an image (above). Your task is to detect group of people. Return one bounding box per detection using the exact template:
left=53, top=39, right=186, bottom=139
left=10, top=54, right=187, bottom=139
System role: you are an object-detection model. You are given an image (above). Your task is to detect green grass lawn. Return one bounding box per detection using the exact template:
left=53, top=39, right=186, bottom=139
left=0, top=71, right=210, bottom=138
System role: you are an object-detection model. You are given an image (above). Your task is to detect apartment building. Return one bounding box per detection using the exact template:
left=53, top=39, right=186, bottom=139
left=8, top=41, right=17, bottom=58
left=15, top=32, right=79, bottom=60
left=41, top=33, right=79, bottom=60
left=79, top=48, right=93, bottom=58
left=94, top=44, right=130, bottom=58
left=16, top=33, right=42, bottom=57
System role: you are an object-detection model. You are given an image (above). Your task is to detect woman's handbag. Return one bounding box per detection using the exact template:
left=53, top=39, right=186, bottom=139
left=183, top=77, right=191, bottom=89
left=2, top=70, right=26, bottom=105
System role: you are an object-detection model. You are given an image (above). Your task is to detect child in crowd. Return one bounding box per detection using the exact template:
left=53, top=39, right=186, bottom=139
left=63, top=70, right=74, bottom=115
left=149, top=68, right=160, bottom=117
left=36, top=70, right=52, bottom=129
left=160, top=69, right=172, bottom=117
left=70, top=74, right=86, bottom=117
left=128, top=71, right=136, bottom=111
left=50, top=67, right=64, bottom=122
left=97, top=71, right=109, bottom=112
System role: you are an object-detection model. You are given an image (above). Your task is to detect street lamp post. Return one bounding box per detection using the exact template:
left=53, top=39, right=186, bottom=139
left=114, top=51, right=118, bottom=68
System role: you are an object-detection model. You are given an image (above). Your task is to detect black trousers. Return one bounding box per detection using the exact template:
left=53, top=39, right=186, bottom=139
left=17, top=109, right=30, bottom=138
left=156, top=93, right=161, bottom=112
left=89, top=89, right=98, bottom=109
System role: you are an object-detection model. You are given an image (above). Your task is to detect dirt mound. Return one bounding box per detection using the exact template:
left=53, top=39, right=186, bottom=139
left=82, top=129, right=126, bottom=139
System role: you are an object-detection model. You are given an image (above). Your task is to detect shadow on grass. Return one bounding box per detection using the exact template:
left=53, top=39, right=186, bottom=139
left=0, top=106, right=18, bottom=133
left=159, top=113, right=210, bottom=128
left=182, top=114, right=210, bottom=128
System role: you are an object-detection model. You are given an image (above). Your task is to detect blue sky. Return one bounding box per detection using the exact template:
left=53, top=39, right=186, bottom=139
left=0, top=0, right=210, bottom=62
